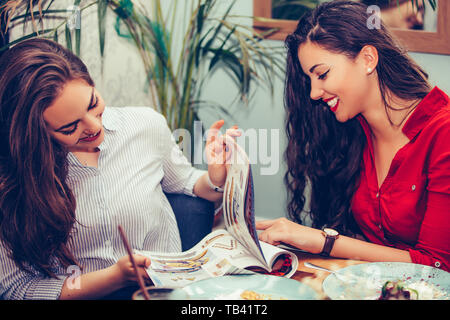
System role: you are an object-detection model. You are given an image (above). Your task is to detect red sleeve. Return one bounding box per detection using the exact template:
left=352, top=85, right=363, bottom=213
left=408, top=192, right=450, bottom=271
left=408, top=121, right=450, bottom=272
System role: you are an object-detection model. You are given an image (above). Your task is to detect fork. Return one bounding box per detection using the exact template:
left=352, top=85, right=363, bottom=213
left=304, top=262, right=359, bottom=283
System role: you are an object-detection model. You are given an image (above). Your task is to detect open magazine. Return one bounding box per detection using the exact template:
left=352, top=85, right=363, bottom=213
left=136, top=141, right=298, bottom=288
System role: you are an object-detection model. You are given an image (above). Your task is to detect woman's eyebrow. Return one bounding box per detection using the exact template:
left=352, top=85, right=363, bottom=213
left=55, top=87, right=95, bottom=131
left=309, top=63, right=325, bottom=73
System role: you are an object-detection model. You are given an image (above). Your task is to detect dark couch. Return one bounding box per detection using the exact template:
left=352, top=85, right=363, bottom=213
left=165, top=193, right=215, bottom=251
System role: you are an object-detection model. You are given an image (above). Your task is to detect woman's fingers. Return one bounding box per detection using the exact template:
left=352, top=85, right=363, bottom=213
left=135, top=254, right=151, bottom=268
left=134, top=255, right=151, bottom=281
left=258, top=230, right=281, bottom=246
left=255, top=219, right=276, bottom=230
left=226, top=126, right=241, bottom=138
left=206, top=121, right=242, bottom=166
left=255, top=220, right=278, bottom=245
left=206, top=120, right=225, bottom=144
left=256, top=218, right=293, bottom=246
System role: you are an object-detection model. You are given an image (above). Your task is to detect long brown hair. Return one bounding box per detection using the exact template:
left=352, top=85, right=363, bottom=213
left=0, top=38, right=94, bottom=277
left=284, top=1, right=431, bottom=234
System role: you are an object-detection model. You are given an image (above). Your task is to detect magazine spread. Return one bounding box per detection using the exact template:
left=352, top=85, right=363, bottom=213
left=137, top=140, right=298, bottom=288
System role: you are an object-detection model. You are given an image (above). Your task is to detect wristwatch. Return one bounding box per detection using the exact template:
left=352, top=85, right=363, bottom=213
left=320, top=228, right=339, bottom=257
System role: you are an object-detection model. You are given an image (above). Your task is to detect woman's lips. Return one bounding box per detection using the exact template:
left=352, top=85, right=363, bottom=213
left=330, top=99, right=339, bottom=113
left=324, top=96, right=339, bottom=113
left=323, top=96, right=336, bottom=103
left=79, top=130, right=101, bottom=143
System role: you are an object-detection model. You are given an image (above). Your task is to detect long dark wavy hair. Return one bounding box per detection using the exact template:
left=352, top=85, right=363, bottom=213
left=284, top=1, right=431, bottom=234
left=0, top=38, right=94, bottom=277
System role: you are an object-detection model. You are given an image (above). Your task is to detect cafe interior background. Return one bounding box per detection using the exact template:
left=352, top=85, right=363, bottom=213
left=2, top=0, right=449, bottom=224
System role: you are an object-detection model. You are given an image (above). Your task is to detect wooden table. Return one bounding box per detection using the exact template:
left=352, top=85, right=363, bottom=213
left=291, top=251, right=367, bottom=299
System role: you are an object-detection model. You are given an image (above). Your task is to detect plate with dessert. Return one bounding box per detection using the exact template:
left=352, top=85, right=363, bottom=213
left=322, top=262, right=449, bottom=300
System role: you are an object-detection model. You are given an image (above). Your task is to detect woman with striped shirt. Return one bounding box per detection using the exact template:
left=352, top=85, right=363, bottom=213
left=0, top=39, right=236, bottom=299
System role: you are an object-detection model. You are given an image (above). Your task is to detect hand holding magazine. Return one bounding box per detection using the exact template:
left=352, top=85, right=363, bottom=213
left=137, top=139, right=298, bottom=288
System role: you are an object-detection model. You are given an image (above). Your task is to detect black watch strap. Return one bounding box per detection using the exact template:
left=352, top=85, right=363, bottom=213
left=320, top=234, right=337, bottom=257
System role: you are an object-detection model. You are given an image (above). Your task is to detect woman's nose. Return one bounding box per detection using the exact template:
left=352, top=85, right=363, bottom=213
left=310, top=84, right=324, bottom=101
left=83, top=113, right=102, bottom=133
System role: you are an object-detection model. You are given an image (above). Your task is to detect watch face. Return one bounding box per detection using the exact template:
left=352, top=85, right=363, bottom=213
left=323, top=228, right=339, bottom=236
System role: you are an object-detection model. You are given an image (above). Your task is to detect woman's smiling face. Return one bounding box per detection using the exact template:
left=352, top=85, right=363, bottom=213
left=297, top=41, right=376, bottom=122
left=43, top=79, right=105, bottom=152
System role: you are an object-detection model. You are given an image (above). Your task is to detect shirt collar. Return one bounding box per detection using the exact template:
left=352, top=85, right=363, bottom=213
left=358, top=86, right=449, bottom=141
left=101, top=106, right=120, bottom=132
left=402, top=86, right=449, bottom=140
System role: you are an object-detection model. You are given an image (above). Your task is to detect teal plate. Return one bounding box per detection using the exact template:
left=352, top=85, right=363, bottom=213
left=322, top=262, right=450, bottom=300
left=178, top=274, right=321, bottom=300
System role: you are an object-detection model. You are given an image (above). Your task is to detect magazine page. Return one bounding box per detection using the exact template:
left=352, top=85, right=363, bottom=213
left=137, top=229, right=266, bottom=288
left=258, top=241, right=299, bottom=278
left=207, top=230, right=298, bottom=278
left=222, top=139, right=268, bottom=268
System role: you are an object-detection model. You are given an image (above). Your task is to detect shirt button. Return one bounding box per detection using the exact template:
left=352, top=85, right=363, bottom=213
left=435, top=261, right=441, bottom=268
left=411, top=185, right=416, bottom=191
left=376, top=192, right=380, bottom=198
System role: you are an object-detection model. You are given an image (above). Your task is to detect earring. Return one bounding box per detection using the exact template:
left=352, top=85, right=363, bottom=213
left=367, top=68, right=372, bottom=73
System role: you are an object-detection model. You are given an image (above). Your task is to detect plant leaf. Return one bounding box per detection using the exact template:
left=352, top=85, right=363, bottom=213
left=98, top=0, right=108, bottom=58
left=0, top=27, right=54, bottom=52
left=65, top=23, right=72, bottom=52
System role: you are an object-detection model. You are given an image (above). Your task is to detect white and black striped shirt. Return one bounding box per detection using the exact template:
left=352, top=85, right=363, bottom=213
left=0, top=107, right=205, bottom=299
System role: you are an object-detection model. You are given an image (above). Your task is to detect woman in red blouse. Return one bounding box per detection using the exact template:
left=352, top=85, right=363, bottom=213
left=256, top=1, right=450, bottom=272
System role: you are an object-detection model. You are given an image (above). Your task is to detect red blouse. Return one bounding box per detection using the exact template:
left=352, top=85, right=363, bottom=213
left=352, top=87, right=450, bottom=272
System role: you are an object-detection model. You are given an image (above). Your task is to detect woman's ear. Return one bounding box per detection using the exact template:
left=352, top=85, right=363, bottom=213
left=359, top=45, right=379, bottom=74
